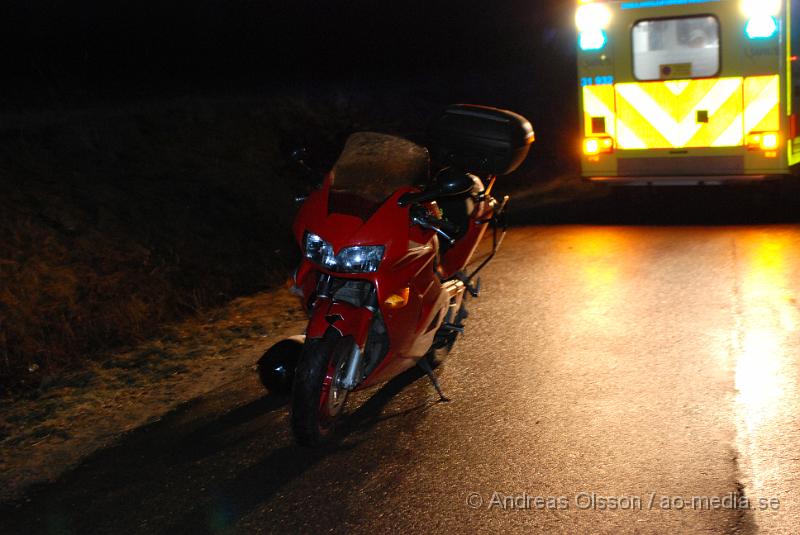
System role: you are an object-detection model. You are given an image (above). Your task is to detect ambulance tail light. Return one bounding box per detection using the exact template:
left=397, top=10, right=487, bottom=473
left=583, top=136, right=614, bottom=156
left=747, top=131, right=779, bottom=151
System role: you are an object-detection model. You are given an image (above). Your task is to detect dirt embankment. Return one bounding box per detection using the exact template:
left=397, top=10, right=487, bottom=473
left=0, top=285, right=307, bottom=503
left=0, top=92, right=365, bottom=392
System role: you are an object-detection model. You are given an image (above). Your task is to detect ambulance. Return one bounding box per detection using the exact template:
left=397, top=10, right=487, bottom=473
left=577, top=0, right=799, bottom=183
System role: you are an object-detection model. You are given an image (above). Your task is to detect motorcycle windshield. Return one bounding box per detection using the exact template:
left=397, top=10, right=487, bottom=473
left=330, top=132, right=429, bottom=219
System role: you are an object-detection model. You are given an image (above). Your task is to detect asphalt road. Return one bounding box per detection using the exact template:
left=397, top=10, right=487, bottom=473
left=3, top=201, right=800, bottom=533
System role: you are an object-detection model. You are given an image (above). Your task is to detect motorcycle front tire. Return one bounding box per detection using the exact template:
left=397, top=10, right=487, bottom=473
left=290, top=332, right=351, bottom=447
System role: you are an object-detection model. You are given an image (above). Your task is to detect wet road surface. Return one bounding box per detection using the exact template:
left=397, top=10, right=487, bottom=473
left=2, top=221, right=800, bottom=534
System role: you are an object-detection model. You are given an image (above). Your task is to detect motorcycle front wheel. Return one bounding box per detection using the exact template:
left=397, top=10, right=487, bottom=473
left=290, top=332, right=352, bottom=446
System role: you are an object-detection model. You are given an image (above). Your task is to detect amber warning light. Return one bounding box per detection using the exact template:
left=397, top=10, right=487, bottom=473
left=747, top=131, right=779, bottom=151
left=583, top=136, right=614, bottom=156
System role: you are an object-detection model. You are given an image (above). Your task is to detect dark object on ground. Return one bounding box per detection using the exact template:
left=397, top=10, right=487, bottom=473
left=257, top=335, right=305, bottom=395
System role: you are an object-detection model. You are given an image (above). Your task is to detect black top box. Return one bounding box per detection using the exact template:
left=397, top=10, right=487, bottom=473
left=429, top=104, right=535, bottom=176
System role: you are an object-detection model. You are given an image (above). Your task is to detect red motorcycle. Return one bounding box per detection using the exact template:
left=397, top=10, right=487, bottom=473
left=259, top=104, right=534, bottom=446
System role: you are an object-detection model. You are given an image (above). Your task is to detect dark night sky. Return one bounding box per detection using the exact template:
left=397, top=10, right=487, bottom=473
left=0, top=0, right=574, bottom=108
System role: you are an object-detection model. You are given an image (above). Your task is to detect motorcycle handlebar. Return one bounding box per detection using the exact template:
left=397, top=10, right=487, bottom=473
left=397, top=190, right=438, bottom=207
left=409, top=205, right=458, bottom=245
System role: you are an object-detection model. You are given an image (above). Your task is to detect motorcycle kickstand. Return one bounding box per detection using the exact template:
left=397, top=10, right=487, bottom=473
left=418, top=357, right=450, bottom=402
left=456, top=272, right=481, bottom=298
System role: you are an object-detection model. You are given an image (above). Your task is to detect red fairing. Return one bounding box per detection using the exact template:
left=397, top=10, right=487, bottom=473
left=291, top=157, right=508, bottom=391
left=305, top=298, right=374, bottom=346
left=293, top=176, right=453, bottom=389
left=439, top=198, right=492, bottom=278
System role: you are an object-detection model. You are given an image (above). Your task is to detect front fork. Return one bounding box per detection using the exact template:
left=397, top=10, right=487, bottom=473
left=305, top=297, right=374, bottom=391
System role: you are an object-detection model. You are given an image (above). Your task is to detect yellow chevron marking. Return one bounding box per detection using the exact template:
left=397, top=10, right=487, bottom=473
left=744, top=75, right=780, bottom=133
left=616, top=84, right=678, bottom=146
left=690, top=91, right=743, bottom=148
left=615, top=120, right=647, bottom=149
left=713, top=112, right=745, bottom=147
left=664, top=81, right=690, bottom=96
left=582, top=86, right=616, bottom=138
left=616, top=78, right=742, bottom=148
left=679, top=78, right=742, bottom=147
left=615, top=88, right=672, bottom=148
left=583, top=76, right=778, bottom=152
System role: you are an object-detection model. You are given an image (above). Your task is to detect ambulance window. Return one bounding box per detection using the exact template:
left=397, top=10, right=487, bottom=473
left=632, top=16, right=720, bottom=80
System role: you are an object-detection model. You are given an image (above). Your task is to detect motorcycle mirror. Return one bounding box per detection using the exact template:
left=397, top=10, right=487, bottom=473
left=398, top=168, right=475, bottom=206
left=289, top=147, right=325, bottom=191
left=291, top=148, right=315, bottom=177
left=291, top=147, right=309, bottom=166
left=433, top=168, right=475, bottom=197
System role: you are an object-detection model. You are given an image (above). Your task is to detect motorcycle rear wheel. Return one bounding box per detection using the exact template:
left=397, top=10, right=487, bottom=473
left=290, top=332, right=352, bottom=446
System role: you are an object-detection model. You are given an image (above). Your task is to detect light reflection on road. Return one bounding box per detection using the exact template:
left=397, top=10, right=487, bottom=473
left=736, top=330, right=785, bottom=434
left=733, top=231, right=800, bottom=525
left=568, top=227, right=633, bottom=334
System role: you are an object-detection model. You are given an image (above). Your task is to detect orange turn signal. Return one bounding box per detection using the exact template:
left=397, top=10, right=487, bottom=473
left=761, top=132, right=779, bottom=150
left=747, top=131, right=779, bottom=151
left=384, top=287, right=410, bottom=309
left=583, top=136, right=614, bottom=155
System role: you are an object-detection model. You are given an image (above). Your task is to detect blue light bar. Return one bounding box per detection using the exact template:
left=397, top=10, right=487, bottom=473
left=746, top=16, right=778, bottom=39
left=580, top=29, right=608, bottom=51
left=621, top=0, right=720, bottom=9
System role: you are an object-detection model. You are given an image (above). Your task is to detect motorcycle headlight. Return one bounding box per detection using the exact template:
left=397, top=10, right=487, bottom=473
left=304, top=231, right=337, bottom=269
left=303, top=232, right=384, bottom=273
left=336, top=245, right=384, bottom=273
